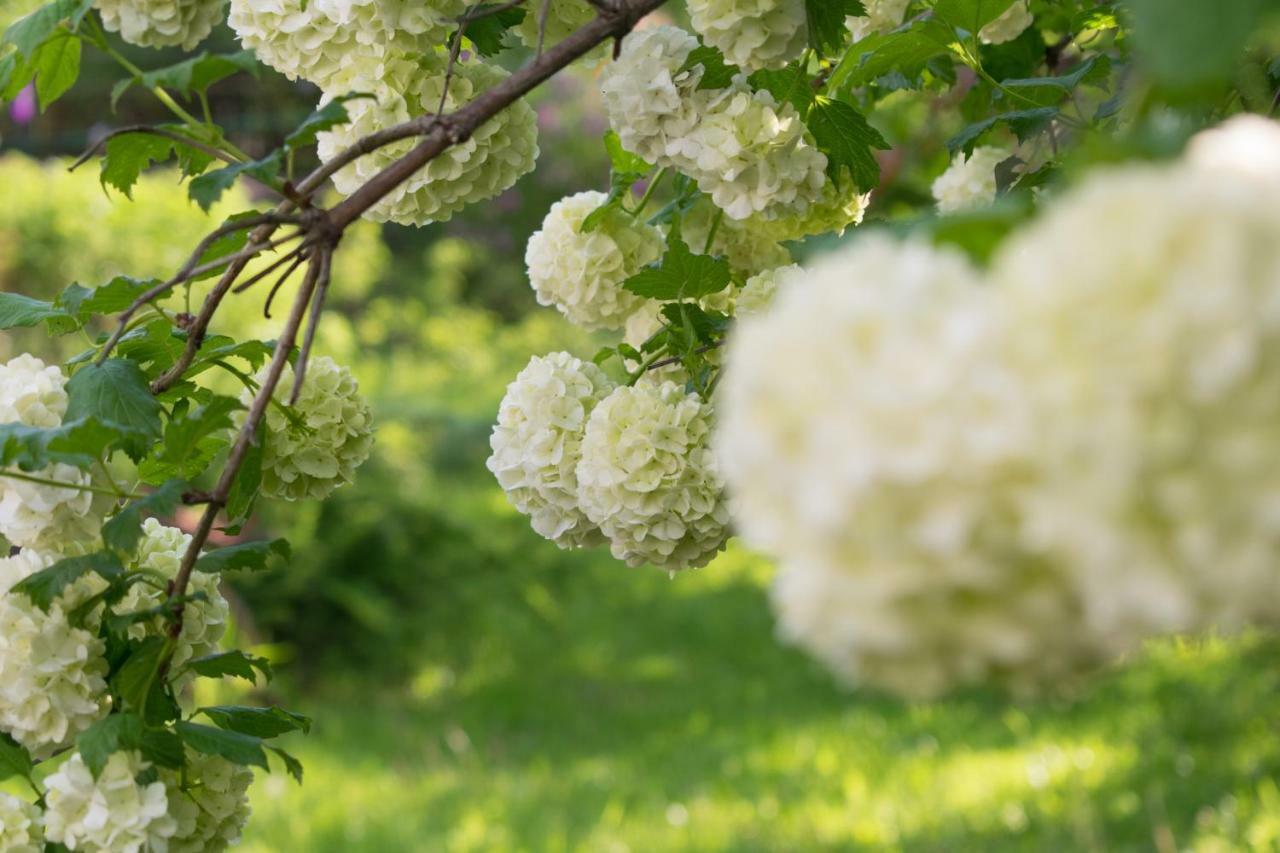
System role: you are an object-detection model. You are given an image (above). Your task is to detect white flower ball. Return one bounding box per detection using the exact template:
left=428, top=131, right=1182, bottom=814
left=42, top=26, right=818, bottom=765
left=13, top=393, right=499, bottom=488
left=979, top=0, right=1033, bottom=44
left=847, top=0, right=910, bottom=42
left=682, top=199, right=793, bottom=275
left=994, top=162, right=1280, bottom=643
left=737, top=263, right=800, bottom=317
left=44, top=751, right=176, bottom=853
left=112, top=519, right=228, bottom=674
left=0, top=354, right=68, bottom=428
left=514, top=0, right=594, bottom=50
left=1186, top=114, right=1280, bottom=182
left=718, top=237, right=1106, bottom=696
left=243, top=356, right=374, bottom=502
left=686, top=0, right=807, bottom=72
left=932, top=145, right=1008, bottom=214
left=163, top=751, right=254, bottom=853
left=229, top=0, right=463, bottom=90
left=488, top=352, right=616, bottom=549
left=577, top=382, right=730, bottom=571
left=669, top=82, right=828, bottom=221
left=0, top=792, right=43, bottom=853
left=743, top=179, right=871, bottom=243
left=599, top=25, right=705, bottom=164
left=526, top=191, right=664, bottom=331
left=317, top=55, right=539, bottom=226
left=0, top=553, right=108, bottom=756
left=95, top=0, right=223, bottom=50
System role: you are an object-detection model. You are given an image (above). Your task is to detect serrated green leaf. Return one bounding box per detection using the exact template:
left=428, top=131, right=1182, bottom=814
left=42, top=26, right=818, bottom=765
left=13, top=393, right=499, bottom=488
left=139, top=50, right=259, bottom=97
left=111, top=637, right=179, bottom=725
left=175, top=721, right=270, bottom=771
left=77, top=713, right=184, bottom=778
left=59, top=276, right=158, bottom=322
left=12, top=552, right=125, bottom=611
left=3, top=0, right=92, bottom=58
left=284, top=95, right=368, bottom=152
left=946, top=106, right=1058, bottom=153
left=32, top=28, right=79, bottom=110
left=932, top=0, right=1017, bottom=36
left=198, top=705, right=312, bottom=738
left=806, top=95, right=889, bottom=191
left=749, top=63, right=815, bottom=115
left=269, top=746, right=304, bottom=783
left=65, top=358, right=163, bottom=459
left=195, top=538, right=291, bottom=575
left=0, top=417, right=128, bottom=470
left=0, top=733, right=32, bottom=783
left=679, top=43, right=740, bottom=90
left=622, top=232, right=732, bottom=300
left=185, top=650, right=273, bottom=684
left=461, top=3, right=526, bottom=56
left=0, top=292, right=75, bottom=333
left=100, top=132, right=179, bottom=198
left=188, top=153, right=282, bottom=212
left=603, top=129, right=650, bottom=177
left=830, top=24, right=954, bottom=93
left=155, top=395, right=239, bottom=478
left=806, top=0, right=864, bottom=55
left=101, top=479, right=188, bottom=555
left=224, top=424, right=263, bottom=523
left=999, top=56, right=1111, bottom=107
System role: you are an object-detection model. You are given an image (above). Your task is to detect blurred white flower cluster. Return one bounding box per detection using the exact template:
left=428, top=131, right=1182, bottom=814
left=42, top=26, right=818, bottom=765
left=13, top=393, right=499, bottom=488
left=846, top=0, right=911, bottom=42
left=932, top=146, right=1010, bottom=214
left=718, top=117, right=1280, bottom=696
left=526, top=191, right=665, bottom=330
left=0, top=791, right=43, bottom=852
left=979, top=1, right=1034, bottom=45
left=686, top=0, right=808, bottom=72
left=95, top=0, right=224, bottom=49
left=600, top=25, right=829, bottom=221
left=245, top=355, right=374, bottom=501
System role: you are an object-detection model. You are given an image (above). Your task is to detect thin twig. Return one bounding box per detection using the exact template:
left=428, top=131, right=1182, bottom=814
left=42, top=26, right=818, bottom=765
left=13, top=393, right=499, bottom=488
left=263, top=249, right=310, bottom=319
left=70, top=126, right=238, bottom=173
left=231, top=241, right=312, bottom=294
left=290, top=249, right=333, bottom=404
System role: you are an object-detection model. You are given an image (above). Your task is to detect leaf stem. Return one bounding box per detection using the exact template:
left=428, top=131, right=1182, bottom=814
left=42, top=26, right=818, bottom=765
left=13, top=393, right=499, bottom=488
left=0, top=469, right=141, bottom=500
left=630, top=167, right=668, bottom=218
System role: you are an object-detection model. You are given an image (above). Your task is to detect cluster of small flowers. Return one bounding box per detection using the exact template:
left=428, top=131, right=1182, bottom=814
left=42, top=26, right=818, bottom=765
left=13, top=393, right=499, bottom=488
left=600, top=25, right=828, bottom=222
left=242, top=355, right=375, bottom=501
left=717, top=116, right=1280, bottom=697
left=94, top=0, right=225, bottom=50
left=846, top=0, right=911, bottom=42
left=932, top=145, right=1011, bottom=213
left=685, top=0, right=808, bottom=72
left=488, top=354, right=731, bottom=572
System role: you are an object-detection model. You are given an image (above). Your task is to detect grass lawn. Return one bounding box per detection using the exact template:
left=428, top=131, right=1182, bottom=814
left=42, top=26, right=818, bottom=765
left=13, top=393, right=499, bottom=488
left=236, top=534, right=1280, bottom=852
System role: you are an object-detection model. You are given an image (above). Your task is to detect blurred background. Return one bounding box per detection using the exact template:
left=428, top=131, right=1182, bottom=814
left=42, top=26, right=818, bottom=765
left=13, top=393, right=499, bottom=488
left=3, top=4, right=1280, bottom=850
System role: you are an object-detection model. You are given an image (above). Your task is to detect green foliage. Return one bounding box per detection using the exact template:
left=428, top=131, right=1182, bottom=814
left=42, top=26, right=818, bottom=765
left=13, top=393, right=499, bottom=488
left=807, top=95, right=890, bottom=190
left=195, top=539, right=292, bottom=575
left=0, top=734, right=33, bottom=784
left=175, top=721, right=270, bottom=771
left=461, top=3, right=526, bottom=56
left=101, top=479, right=188, bottom=555
left=65, top=358, right=163, bottom=459
left=11, top=552, right=124, bottom=611
left=185, top=650, right=274, bottom=684
left=77, top=713, right=183, bottom=778
left=622, top=231, right=732, bottom=300
left=806, top=0, right=865, bottom=56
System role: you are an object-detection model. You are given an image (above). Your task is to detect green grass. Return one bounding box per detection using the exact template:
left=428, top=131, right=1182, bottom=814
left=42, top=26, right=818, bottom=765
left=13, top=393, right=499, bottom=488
left=235, top=526, right=1280, bottom=852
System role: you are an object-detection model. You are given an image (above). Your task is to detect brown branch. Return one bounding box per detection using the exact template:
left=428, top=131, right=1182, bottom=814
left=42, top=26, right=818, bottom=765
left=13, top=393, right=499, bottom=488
left=290, top=249, right=332, bottom=405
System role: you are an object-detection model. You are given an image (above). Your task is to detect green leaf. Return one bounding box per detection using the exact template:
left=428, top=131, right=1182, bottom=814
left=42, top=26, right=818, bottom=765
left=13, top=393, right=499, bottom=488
left=111, top=637, right=179, bottom=725
left=659, top=302, right=730, bottom=346
left=749, top=63, right=815, bottom=115
left=77, top=713, right=184, bottom=778
left=100, top=132, right=180, bottom=198
left=101, top=479, right=188, bottom=556
left=946, top=106, right=1058, bottom=153
left=185, top=650, right=273, bottom=684
left=622, top=232, right=732, bottom=300
left=829, top=25, right=953, bottom=92
left=31, top=28, right=79, bottom=110
left=999, top=56, right=1110, bottom=107
left=806, top=95, right=889, bottom=191
left=60, top=276, right=158, bottom=322
left=139, top=50, right=260, bottom=97
left=3, top=0, right=92, bottom=58
left=0, top=292, right=76, bottom=333
left=269, top=746, right=304, bottom=783
left=603, top=129, right=650, bottom=177
left=1127, top=0, right=1272, bottom=90
left=65, top=358, right=163, bottom=459
left=0, top=417, right=129, bottom=470
left=198, top=705, right=312, bottom=738
left=679, top=43, right=740, bottom=90
left=461, top=3, right=526, bottom=56
left=806, top=0, right=864, bottom=55
left=11, top=552, right=125, bottom=611
left=284, top=95, right=368, bottom=153
left=0, top=733, right=33, bottom=783
left=188, top=153, right=282, bottom=212
left=175, top=721, right=270, bottom=771
left=223, top=423, right=263, bottom=523
left=0, top=51, right=36, bottom=102
left=153, top=395, right=238, bottom=479
left=195, top=538, right=291, bottom=575
left=932, top=0, right=1016, bottom=35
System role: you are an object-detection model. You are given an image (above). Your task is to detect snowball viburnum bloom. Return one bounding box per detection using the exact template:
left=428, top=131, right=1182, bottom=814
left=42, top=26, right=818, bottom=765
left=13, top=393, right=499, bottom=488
left=113, top=519, right=229, bottom=675
left=0, top=355, right=102, bottom=552
left=737, top=263, right=801, bottom=317
left=994, top=161, right=1280, bottom=646
left=686, top=0, right=808, bottom=72
left=599, top=25, right=705, bottom=164
left=979, top=0, right=1034, bottom=44
left=243, top=356, right=374, bottom=501
left=846, top=0, right=911, bottom=41
left=229, top=0, right=464, bottom=90
left=932, top=146, right=1008, bottom=214
left=718, top=237, right=1107, bottom=697
left=163, top=751, right=255, bottom=853
left=670, top=82, right=828, bottom=221
left=744, top=178, right=871, bottom=243
left=487, top=352, right=616, bottom=549
left=514, top=0, right=594, bottom=50
left=1185, top=114, right=1280, bottom=182
left=44, top=751, right=177, bottom=853
left=682, top=199, right=793, bottom=276
left=577, top=382, right=730, bottom=571
left=0, top=551, right=109, bottom=757
left=0, top=792, right=43, bottom=853
left=95, top=0, right=224, bottom=50
left=317, top=55, right=539, bottom=226
left=526, top=191, right=664, bottom=330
